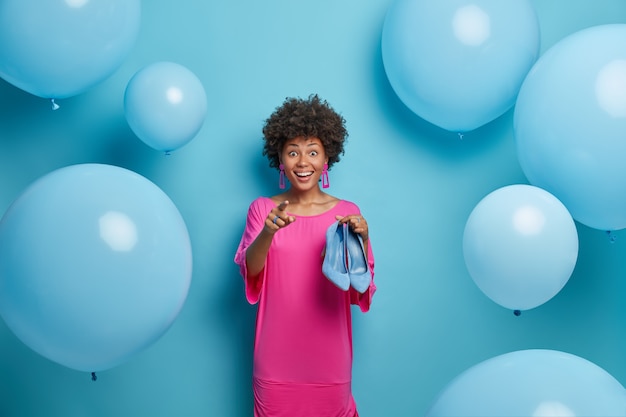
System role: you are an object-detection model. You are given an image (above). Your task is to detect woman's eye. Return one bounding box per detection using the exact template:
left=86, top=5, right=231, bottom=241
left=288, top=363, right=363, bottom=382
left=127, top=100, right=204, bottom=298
left=288, top=151, right=298, bottom=157
left=310, top=151, right=318, bottom=156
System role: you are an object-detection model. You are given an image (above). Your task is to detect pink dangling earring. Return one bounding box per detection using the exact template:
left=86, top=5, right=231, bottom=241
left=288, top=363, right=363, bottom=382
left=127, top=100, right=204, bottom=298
left=279, top=163, right=286, bottom=189
left=321, top=163, right=330, bottom=189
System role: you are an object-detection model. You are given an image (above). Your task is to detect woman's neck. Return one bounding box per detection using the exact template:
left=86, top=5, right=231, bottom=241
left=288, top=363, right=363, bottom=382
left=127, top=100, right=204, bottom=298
left=272, top=189, right=339, bottom=216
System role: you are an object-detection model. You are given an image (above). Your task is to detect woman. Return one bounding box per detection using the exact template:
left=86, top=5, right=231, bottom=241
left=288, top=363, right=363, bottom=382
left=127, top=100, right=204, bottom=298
left=234, top=94, right=376, bottom=417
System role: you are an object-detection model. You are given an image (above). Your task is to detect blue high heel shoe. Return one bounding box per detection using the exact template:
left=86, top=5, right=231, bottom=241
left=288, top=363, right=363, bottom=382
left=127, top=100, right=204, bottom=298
left=346, top=227, right=371, bottom=293
left=322, top=221, right=350, bottom=291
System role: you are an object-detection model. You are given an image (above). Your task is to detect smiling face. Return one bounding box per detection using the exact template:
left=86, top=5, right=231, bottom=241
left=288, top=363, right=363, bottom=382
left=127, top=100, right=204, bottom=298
left=280, top=136, right=328, bottom=192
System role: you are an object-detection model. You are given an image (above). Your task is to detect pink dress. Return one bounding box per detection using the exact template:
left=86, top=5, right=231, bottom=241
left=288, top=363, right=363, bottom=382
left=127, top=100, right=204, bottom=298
left=234, top=197, right=376, bottom=417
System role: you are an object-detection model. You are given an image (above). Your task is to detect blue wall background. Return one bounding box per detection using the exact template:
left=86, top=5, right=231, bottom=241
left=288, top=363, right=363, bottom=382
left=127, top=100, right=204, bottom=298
left=1, top=1, right=626, bottom=416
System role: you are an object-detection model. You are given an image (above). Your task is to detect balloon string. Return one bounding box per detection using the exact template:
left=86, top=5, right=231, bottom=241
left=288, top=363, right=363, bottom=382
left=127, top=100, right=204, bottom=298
left=91, top=372, right=97, bottom=381
left=51, top=99, right=60, bottom=110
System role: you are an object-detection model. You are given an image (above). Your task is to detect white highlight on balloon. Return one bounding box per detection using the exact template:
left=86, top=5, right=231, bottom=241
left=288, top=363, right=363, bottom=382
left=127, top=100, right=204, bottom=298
left=166, top=87, right=183, bottom=104
left=99, top=211, right=138, bottom=251
left=452, top=5, right=491, bottom=47
left=65, top=0, right=89, bottom=8
left=532, top=400, right=575, bottom=417
left=513, top=205, right=546, bottom=235
left=595, top=59, right=626, bottom=118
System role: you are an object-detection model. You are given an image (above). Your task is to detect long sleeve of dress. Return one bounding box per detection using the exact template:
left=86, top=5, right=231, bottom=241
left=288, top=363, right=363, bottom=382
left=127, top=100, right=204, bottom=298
left=349, top=239, right=376, bottom=312
left=234, top=198, right=272, bottom=304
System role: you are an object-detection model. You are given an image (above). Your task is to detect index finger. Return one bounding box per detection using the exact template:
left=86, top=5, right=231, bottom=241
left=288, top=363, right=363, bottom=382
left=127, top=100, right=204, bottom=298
left=277, top=201, right=289, bottom=211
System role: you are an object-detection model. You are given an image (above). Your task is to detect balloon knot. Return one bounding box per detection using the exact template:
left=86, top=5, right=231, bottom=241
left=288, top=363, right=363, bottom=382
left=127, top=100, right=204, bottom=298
left=91, top=372, right=97, bottom=381
left=606, top=230, right=617, bottom=243
left=51, top=99, right=60, bottom=110
left=513, top=310, right=521, bottom=316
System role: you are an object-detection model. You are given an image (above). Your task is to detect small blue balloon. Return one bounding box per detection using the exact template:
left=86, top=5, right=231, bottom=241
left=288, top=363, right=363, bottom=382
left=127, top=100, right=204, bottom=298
left=463, top=185, right=578, bottom=311
left=382, top=0, right=539, bottom=132
left=0, top=0, right=140, bottom=99
left=426, top=349, right=626, bottom=417
left=124, top=61, right=208, bottom=153
left=0, top=164, right=192, bottom=372
left=515, top=24, right=626, bottom=231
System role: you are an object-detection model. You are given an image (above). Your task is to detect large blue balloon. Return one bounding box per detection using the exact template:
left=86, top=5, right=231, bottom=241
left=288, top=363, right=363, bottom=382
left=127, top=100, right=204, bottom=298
left=515, top=24, right=626, bottom=231
left=0, top=164, right=192, bottom=372
left=463, top=185, right=578, bottom=311
left=0, top=0, right=140, bottom=99
left=426, top=349, right=626, bottom=417
left=124, top=61, right=208, bottom=153
left=382, top=0, right=539, bottom=132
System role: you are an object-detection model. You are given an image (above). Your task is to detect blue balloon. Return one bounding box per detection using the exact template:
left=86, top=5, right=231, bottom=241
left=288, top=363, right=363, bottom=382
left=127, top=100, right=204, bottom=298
left=0, top=0, right=140, bottom=100
left=515, top=24, right=626, bottom=231
left=426, top=349, right=626, bottom=417
left=382, top=0, right=539, bottom=132
left=124, top=61, right=208, bottom=153
left=0, top=164, right=192, bottom=372
left=463, top=185, right=578, bottom=311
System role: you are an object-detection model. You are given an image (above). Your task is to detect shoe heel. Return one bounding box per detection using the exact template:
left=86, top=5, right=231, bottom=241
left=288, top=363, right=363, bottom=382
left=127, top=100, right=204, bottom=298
left=346, top=228, right=371, bottom=293
left=322, top=221, right=350, bottom=291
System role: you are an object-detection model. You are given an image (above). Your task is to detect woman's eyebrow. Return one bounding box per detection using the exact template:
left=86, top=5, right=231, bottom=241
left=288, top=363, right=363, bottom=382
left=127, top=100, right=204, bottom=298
left=284, top=141, right=321, bottom=149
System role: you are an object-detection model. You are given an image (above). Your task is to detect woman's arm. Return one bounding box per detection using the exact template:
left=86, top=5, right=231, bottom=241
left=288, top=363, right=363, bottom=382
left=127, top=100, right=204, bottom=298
left=246, top=200, right=295, bottom=277
left=245, top=228, right=275, bottom=278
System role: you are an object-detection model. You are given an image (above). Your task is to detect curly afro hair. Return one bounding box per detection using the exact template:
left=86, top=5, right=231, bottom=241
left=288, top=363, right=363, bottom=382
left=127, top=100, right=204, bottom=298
left=262, top=94, right=348, bottom=170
